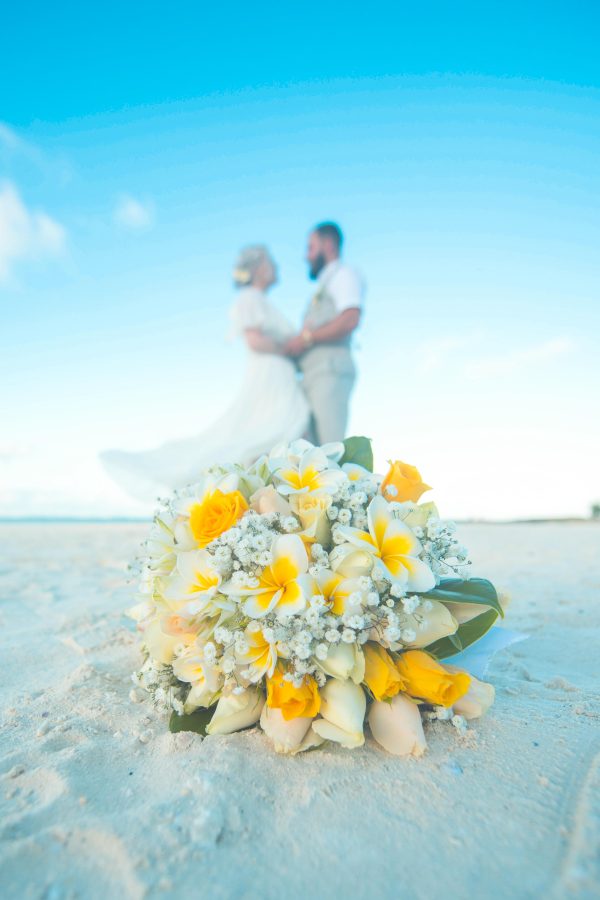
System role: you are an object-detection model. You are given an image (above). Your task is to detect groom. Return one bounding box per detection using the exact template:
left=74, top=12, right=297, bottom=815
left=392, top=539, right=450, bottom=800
left=284, top=222, right=364, bottom=444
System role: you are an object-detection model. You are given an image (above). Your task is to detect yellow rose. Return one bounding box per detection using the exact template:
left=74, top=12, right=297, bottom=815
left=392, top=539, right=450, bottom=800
left=189, top=489, right=248, bottom=547
left=267, top=668, right=321, bottom=721
left=289, top=491, right=332, bottom=544
left=395, top=650, right=471, bottom=707
left=380, top=461, right=431, bottom=503
left=363, top=643, right=406, bottom=701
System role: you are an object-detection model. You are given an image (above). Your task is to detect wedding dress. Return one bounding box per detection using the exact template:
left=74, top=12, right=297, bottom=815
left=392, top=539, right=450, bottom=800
left=101, top=287, right=311, bottom=502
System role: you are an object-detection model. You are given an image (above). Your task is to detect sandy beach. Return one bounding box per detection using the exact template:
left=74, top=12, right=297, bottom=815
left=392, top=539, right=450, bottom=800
left=1, top=521, right=599, bottom=899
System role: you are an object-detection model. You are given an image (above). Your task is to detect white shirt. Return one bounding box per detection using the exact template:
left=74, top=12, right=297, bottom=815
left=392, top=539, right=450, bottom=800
left=317, top=259, right=365, bottom=313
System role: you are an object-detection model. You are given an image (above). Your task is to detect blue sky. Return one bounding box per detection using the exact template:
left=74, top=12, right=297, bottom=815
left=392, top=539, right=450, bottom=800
left=1, top=2, right=599, bottom=519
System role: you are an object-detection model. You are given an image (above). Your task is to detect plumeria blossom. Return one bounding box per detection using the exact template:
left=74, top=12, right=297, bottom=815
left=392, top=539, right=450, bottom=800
left=335, top=496, right=436, bottom=591
left=128, top=437, right=501, bottom=758
left=223, top=534, right=311, bottom=618
left=314, top=569, right=366, bottom=616
left=270, top=446, right=346, bottom=496
left=270, top=438, right=344, bottom=466
left=236, top=622, right=279, bottom=680
left=342, top=462, right=374, bottom=482
left=172, top=648, right=223, bottom=710
left=163, top=550, right=222, bottom=606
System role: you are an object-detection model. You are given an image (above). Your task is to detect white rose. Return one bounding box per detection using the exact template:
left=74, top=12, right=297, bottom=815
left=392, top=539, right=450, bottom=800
left=330, top=547, right=374, bottom=578
left=368, top=693, right=427, bottom=757
left=250, top=485, right=292, bottom=516
left=312, top=679, right=366, bottom=748
left=259, top=705, right=322, bottom=754
left=443, top=601, right=493, bottom=625
left=183, top=683, right=218, bottom=715
left=401, top=600, right=458, bottom=648
left=317, top=643, right=365, bottom=684
left=205, top=688, right=264, bottom=736
left=446, top=669, right=495, bottom=720
left=289, top=491, right=332, bottom=545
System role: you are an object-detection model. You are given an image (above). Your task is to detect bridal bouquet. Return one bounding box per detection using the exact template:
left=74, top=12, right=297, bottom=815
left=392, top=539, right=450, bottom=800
left=128, top=437, right=503, bottom=756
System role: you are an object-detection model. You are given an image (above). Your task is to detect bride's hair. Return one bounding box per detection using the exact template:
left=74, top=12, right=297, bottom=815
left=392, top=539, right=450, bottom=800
left=232, top=244, right=272, bottom=288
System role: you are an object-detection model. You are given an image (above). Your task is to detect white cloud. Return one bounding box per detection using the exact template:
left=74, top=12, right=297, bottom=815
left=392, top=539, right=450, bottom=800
left=465, top=337, right=575, bottom=377
left=114, top=194, right=155, bottom=231
left=0, top=181, right=67, bottom=284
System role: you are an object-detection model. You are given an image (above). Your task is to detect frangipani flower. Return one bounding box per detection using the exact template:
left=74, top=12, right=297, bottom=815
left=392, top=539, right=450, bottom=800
left=342, top=462, right=374, bottom=482
left=335, top=496, right=436, bottom=591
left=312, top=679, right=366, bottom=748
left=237, top=622, right=278, bottom=680
left=380, top=460, right=431, bottom=503
left=163, top=550, right=222, bottom=607
left=270, top=446, right=345, bottom=496
left=269, top=438, right=344, bottom=466
left=172, top=649, right=222, bottom=692
left=223, top=534, right=311, bottom=619
left=368, top=693, right=427, bottom=757
left=206, top=688, right=264, bottom=736
left=260, top=705, right=323, bottom=754
left=314, top=570, right=365, bottom=616
left=266, top=668, right=321, bottom=720
left=396, top=651, right=470, bottom=707
left=172, top=648, right=223, bottom=711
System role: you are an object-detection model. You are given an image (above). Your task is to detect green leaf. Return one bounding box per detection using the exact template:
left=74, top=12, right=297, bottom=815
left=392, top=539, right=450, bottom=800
left=426, top=607, right=499, bottom=660
left=448, top=632, right=463, bottom=650
left=169, top=707, right=215, bottom=735
left=422, top=578, right=504, bottom=618
left=340, top=436, right=374, bottom=472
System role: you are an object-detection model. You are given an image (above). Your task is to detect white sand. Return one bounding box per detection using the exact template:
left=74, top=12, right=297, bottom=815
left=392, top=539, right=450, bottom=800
left=1, top=522, right=599, bottom=899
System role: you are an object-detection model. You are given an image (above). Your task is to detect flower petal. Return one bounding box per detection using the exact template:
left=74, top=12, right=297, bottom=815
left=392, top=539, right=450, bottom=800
left=311, top=718, right=365, bottom=748
left=271, top=534, right=309, bottom=580
left=367, top=495, right=392, bottom=549
left=368, top=693, right=427, bottom=757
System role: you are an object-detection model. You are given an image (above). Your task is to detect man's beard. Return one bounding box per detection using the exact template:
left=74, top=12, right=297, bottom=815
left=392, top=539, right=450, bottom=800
left=308, top=253, right=327, bottom=280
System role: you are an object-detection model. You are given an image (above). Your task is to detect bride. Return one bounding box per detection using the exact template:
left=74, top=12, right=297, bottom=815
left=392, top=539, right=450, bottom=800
left=101, top=246, right=311, bottom=501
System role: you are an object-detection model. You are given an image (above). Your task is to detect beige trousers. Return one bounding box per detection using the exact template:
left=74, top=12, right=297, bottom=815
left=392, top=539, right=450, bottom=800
left=301, top=351, right=356, bottom=445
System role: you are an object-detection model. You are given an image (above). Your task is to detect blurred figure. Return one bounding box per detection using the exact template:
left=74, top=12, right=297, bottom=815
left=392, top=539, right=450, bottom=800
left=284, top=222, right=364, bottom=444
left=101, top=245, right=310, bottom=501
